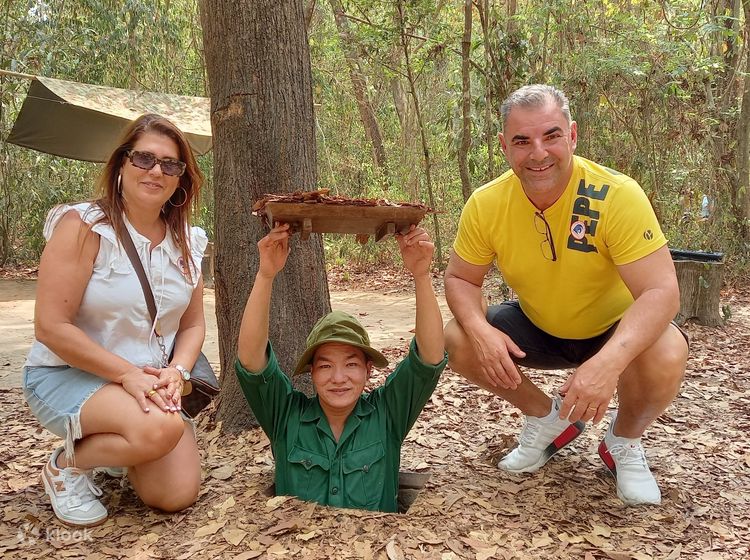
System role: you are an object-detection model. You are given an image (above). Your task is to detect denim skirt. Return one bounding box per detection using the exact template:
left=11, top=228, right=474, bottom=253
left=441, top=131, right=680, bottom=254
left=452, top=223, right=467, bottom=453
left=22, top=365, right=109, bottom=462
left=23, top=365, right=194, bottom=463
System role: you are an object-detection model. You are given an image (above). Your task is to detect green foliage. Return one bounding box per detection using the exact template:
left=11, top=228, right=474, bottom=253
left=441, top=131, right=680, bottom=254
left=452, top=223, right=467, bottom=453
left=721, top=304, right=732, bottom=320
left=194, top=151, right=214, bottom=238
left=0, top=0, right=206, bottom=265
left=1, top=0, right=748, bottom=283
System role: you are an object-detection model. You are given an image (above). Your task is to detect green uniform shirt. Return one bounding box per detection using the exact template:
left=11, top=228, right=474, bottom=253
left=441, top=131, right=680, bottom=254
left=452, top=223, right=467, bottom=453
left=234, top=339, right=447, bottom=512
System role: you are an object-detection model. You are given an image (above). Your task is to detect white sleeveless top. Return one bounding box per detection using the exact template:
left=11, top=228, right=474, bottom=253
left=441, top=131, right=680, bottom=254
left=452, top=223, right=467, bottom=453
left=25, top=202, right=208, bottom=370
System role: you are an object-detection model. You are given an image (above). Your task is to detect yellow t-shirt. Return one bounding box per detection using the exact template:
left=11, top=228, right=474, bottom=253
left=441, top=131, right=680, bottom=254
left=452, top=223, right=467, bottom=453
left=453, top=156, right=666, bottom=339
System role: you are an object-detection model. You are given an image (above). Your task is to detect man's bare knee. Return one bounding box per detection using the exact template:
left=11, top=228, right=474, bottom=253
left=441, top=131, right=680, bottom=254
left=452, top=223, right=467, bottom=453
left=445, top=318, right=472, bottom=354
left=639, top=327, right=686, bottom=377
left=622, top=326, right=687, bottom=404
left=662, top=325, right=689, bottom=373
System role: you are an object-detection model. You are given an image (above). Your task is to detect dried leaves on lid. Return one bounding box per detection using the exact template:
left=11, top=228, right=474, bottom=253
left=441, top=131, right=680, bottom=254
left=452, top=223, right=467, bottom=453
left=252, top=189, right=432, bottom=217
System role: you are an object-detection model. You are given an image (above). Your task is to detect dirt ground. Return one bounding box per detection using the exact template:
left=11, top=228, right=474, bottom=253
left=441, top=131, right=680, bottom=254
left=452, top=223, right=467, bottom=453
left=0, top=276, right=749, bottom=560
left=0, top=279, right=452, bottom=389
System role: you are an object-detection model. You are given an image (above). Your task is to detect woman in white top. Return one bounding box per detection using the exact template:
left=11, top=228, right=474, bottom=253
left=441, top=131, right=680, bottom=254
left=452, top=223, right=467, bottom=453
left=23, top=114, right=207, bottom=526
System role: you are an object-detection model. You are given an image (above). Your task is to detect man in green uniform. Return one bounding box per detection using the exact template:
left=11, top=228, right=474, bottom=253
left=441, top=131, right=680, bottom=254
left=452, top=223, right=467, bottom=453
left=235, top=223, right=446, bottom=512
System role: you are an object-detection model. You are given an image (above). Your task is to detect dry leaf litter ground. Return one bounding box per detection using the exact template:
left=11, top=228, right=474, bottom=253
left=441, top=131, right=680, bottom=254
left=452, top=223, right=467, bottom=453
left=1, top=269, right=748, bottom=560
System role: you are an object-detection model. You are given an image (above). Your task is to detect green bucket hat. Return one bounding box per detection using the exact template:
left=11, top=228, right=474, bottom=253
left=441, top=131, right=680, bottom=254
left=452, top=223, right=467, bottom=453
left=293, top=310, right=388, bottom=375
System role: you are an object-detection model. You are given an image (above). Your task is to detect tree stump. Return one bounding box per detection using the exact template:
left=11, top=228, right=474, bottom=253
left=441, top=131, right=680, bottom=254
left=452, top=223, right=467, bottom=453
left=671, top=250, right=724, bottom=327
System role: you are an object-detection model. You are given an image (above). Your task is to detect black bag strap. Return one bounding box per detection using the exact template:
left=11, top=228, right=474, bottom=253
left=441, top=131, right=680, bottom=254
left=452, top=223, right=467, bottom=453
left=118, top=221, right=158, bottom=328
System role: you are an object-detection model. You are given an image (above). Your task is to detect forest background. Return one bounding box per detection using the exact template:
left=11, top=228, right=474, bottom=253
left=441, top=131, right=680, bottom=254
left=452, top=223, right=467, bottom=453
left=1, top=3, right=749, bottom=558
left=1, top=0, right=749, bottom=279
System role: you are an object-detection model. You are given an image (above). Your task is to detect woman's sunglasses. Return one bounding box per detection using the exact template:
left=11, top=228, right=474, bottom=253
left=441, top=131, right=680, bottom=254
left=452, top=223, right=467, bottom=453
left=126, top=150, right=187, bottom=177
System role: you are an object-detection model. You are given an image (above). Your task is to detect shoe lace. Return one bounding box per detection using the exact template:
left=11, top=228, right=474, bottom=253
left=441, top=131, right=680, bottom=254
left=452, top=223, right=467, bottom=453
left=63, top=470, right=103, bottom=508
left=518, top=418, right=543, bottom=447
left=607, top=442, right=646, bottom=467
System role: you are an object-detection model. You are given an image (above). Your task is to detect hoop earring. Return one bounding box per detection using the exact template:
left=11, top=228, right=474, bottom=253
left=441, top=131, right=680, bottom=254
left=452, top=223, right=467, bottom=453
left=169, top=186, right=188, bottom=208
left=116, top=174, right=122, bottom=194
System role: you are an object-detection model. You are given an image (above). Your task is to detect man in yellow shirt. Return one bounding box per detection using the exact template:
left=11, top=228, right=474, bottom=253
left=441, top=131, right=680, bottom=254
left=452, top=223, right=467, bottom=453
left=445, top=84, right=688, bottom=506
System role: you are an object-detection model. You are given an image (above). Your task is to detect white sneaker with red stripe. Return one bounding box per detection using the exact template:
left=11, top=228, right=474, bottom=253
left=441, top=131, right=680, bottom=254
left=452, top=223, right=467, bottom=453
left=41, top=448, right=108, bottom=527
left=598, top=416, right=661, bottom=506
left=498, top=396, right=585, bottom=473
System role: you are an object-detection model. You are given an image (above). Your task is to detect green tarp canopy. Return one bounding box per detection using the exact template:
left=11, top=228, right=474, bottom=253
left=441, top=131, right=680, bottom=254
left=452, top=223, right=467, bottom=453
left=7, top=75, right=212, bottom=163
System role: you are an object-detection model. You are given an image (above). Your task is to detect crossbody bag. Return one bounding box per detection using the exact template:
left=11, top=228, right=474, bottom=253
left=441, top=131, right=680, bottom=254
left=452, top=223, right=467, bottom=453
left=118, top=221, right=219, bottom=418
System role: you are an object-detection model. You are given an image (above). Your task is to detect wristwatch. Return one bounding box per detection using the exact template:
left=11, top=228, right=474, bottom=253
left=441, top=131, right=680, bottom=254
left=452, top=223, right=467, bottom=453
left=173, top=364, right=191, bottom=382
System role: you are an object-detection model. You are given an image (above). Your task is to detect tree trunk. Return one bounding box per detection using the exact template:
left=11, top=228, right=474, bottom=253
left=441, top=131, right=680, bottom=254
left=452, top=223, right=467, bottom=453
left=718, top=0, right=741, bottom=97
left=737, top=0, right=750, bottom=242
left=708, top=0, right=744, bottom=241
left=126, top=11, right=139, bottom=89
left=481, top=0, right=494, bottom=182
left=328, top=0, right=388, bottom=171
left=305, top=0, right=317, bottom=29
left=538, top=8, right=550, bottom=83
left=397, top=0, right=444, bottom=266
left=475, top=0, right=496, bottom=182
left=200, top=0, right=330, bottom=432
left=507, top=0, right=517, bottom=27
left=392, top=75, right=420, bottom=200
left=457, top=0, right=473, bottom=202
left=388, top=11, right=420, bottom=200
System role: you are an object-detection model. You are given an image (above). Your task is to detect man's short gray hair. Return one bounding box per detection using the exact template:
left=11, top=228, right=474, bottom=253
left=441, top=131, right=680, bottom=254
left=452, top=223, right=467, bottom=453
left=500, top=84, right=572, bottom=128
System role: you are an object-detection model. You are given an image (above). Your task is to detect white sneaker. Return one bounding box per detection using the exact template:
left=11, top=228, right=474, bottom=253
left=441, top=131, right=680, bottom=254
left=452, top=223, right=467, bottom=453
left=598, top=415, right=661, bottom=506
left=498, top=397, right=586, bottom=473
left=41, top=448, right=108, bottom=527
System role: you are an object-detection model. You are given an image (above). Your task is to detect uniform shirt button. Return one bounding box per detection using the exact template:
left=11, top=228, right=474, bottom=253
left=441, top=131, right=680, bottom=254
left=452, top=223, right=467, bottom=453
left=362, top=465, right=369, bottom=472
left=303, top=460, right=311, bottom=467
left=331, top=487, right=339, bottom=495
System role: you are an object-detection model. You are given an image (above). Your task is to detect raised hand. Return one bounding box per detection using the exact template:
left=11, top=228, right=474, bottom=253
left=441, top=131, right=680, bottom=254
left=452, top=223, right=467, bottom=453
left=396, top=225, right=434, bottom=277
left=258, top=223, right=291, bottom=279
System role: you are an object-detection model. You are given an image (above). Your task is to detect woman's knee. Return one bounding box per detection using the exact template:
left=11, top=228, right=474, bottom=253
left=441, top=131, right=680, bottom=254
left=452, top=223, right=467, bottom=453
left=131, top=424, right=201, bottom=511
left=142, top=483, right=199, bottom=512
left=129, top=413, right=185, bottom=463
left=136, top=458, right=201, bottom=512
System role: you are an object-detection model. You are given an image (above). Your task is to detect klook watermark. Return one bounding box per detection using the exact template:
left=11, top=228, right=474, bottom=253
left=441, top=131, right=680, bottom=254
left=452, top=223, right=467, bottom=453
left=17, top=521, right=93, bottom=545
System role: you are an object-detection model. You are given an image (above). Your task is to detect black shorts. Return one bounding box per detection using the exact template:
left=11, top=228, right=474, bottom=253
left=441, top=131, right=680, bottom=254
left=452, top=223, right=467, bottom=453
left=486, top=301, right=688, bottom=370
